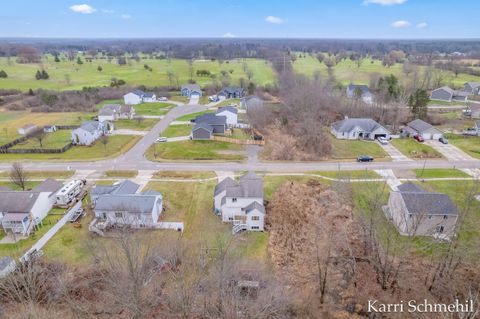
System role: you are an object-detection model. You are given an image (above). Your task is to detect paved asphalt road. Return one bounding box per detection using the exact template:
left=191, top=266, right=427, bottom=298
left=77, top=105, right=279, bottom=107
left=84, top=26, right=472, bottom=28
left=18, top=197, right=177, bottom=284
left=0, top=102, right=479, bottom=173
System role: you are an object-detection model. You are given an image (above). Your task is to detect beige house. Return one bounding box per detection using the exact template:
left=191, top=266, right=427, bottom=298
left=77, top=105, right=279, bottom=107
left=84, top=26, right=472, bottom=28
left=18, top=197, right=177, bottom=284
left=384, top=183, right=458, bottom=238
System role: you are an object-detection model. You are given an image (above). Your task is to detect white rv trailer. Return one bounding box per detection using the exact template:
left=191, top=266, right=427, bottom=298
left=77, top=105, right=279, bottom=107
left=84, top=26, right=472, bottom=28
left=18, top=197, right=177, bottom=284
left=55, top=180, right=84, bottom=205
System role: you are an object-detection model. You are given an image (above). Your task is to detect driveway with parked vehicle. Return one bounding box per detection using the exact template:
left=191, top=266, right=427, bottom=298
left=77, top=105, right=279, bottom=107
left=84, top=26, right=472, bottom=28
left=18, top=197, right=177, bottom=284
left=425, top=139, right=474, bottom=161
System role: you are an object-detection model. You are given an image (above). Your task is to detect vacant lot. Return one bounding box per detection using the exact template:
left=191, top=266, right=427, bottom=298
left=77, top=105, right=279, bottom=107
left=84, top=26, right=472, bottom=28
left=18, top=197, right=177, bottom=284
left=176, top=110, right=209, bottom=121
left=10, top=130, right=71, bottom=149
left=146, top=140, right=245, bottom=161
left=0, top=135, right=140, bottom=161
left=413, top=168, right=470, bottom=178
left=330, top=138, right=388, bottom=160
left=391, top=138, right=443, bottom=159
left=162, top=124, right=192, bottom=137
left=115, top=118, right=158, bottom=130
left=445, top=134, right=480, bottom=159
left=0, top=57, right=276, bottom=91
left=133, top=102, right=175, bottom=116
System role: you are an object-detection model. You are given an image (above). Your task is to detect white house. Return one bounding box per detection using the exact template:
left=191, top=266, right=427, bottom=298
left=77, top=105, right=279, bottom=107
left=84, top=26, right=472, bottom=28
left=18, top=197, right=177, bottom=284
left=330, top=117, right=390, bottom=140
left=124, top=90, right=157, bottom=105
left=384, top=183, right=458, bottom=237
left=71, top=121, right=112, bottom=146
left=91, top=181, right=163, bottom=228
left=401, top=119, right=443, bottom=140
left=215, top=106, right=238, bottom=126
left=214, top=172, right=265, bottom=233
left=0, top=179, right=62, bottom=236
left=98, top=104, right=135, bottom=122
left=0, top=257, right=16, bottom=278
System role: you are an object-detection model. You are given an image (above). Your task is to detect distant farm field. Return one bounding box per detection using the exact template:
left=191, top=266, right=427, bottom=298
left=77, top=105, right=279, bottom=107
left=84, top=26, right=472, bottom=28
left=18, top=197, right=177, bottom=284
left=0, top=56, right=276, bottom=91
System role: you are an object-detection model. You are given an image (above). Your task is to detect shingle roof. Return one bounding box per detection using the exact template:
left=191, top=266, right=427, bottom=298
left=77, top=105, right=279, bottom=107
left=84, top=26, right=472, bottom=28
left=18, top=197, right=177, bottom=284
left=220, top=87, right=244, bottom=94
left=435, top=86, right=455, bottom=94
left=225, top=172, right=263, bottom=198
left=91, top=180, right=140, bottom=197
left=397, top=182, right=427, bottom=193
left=242, top=201, right=265, bottom=214
left=182, top=84, right=201, bottom=91
left=407, top=119, right=432, bottom=132
left=466, top=82, right=480, bottom=89
left=193, top=122, right=213, bottom=133
left=0, top=192, right=39, bottom=213
left=401, top=192, right=457, bottom=216
left=216, top=106, right=238, bottom=115
left=0, top=256, right=15, bottom=271
left=214, top=177, right=236, bottom=196
left=131, top=89, right=146, bottom=97
left=195, top=113, right=227, bottom=126
left=79, top=121, right=101, bottom=134
left=95, top=194, right=161, bottom=214
left=332, top=118, right=387, bottom=134
left=32, top=178, right=63, bottom=193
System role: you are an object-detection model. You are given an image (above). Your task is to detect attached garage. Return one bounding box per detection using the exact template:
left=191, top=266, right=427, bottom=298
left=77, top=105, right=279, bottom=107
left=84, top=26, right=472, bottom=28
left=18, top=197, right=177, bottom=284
left=404, top=119, right=443, bottom=140
left=191, top=123, right=213, bottom=140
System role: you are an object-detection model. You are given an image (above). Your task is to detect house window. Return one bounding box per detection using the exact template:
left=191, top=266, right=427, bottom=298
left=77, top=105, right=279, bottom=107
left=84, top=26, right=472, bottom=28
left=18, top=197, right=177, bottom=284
left=409, top=214, right=412, bottom=218
left=436, top=226, right=444, bottom=234
left=115, top=212, right=123, bottom=218
left=251, top=216, right=260, bottom=221
left=251, top=226, right=259, bottom=230
left=428, top=215, right=432, bottom=219
left=228, top=217, right=233, bottom=221
left=232, top=198, right=237, bottom=203
left=443, top=215, right=448, bottom=219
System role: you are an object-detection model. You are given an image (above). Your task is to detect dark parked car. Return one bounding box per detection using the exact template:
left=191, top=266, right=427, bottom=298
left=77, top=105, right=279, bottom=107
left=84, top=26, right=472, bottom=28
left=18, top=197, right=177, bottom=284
left=439, top=137, right=448, bottom=144
left=414, top=135, right=425, bottom=142
left=357, top=155, right=374, bottom=162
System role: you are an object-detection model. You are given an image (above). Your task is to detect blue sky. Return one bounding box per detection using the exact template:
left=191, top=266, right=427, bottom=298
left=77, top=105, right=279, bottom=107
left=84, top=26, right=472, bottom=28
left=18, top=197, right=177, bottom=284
left=0, top=0, right=479, bottom=38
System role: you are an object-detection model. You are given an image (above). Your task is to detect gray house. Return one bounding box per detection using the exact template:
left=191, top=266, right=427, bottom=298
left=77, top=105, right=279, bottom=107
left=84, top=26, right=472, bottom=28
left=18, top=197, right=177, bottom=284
left=191, top=122, right=214, bottom=140
left=194, top=114, right=227, bottom=134
left=430, top=86, right=468, bottom=102
left=218, top=87, right=245, bottom=99
left=402, top=119, right=443, bottom=140
left=464, top=82, right=480, bottom=95
left=346, top=84, right=374, bottom=104
left=385, top=183, right=458, bottom=238
left=90, top=180, right=140, bottom=204
left=181, top=84, right=202, bottom=97
left=330, top=117, right=390, bottom=140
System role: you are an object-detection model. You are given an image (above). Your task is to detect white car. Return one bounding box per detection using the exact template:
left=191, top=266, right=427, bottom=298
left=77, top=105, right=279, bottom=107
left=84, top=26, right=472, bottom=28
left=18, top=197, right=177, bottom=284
left=155, top=137, right=167, bottom=143
left=158, top=97, right=168, bottom=101
left=377, top=137, right=388, bottom=145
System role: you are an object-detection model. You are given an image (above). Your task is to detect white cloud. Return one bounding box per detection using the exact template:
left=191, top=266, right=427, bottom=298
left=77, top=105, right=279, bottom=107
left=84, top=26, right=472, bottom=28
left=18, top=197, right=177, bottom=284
left=417, top=22, right=428, bottom=29
left=391, top=20, right=411, bottom=28
left=363, top=0, right=406, bottom=5
left=121, top=14, right=132, bottom=19
left=265, top=16, right=285, bottom=24
left=69, top=4, right=96, bottom=14
left=223, top=32, right=236, bottom=38
left=102, top=9, right=114, bottom=14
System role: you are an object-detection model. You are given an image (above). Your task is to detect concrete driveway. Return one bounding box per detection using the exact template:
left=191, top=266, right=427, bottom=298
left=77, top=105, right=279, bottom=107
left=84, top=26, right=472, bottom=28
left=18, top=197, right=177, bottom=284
left=188, top=95, right=200, bottom=105
left=425, top=140, right=474, bottom=161
left=378, top=141, right=412, bottom=162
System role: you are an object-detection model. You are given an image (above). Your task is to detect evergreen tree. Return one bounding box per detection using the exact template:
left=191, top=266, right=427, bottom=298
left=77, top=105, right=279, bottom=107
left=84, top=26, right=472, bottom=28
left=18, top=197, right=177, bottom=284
left=77, top=57, right=83, bottom=65
left=97, top=65, right=103, bottom=72
left=28, top=88, right=35, bottom=96
left=41, top=69, right=49, bottom=79
left=35, top=70, right=42, bottom=80
left=408, top=89, right=429, bottom=120
left=0, top=70, right=7, bottom=78
left=54, top=54, right=60, bottom=62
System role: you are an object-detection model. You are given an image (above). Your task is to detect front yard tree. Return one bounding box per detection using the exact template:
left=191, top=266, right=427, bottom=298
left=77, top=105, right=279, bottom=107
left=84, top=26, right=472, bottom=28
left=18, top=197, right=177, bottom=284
left=0, top=70, right=7, bottom=78
left=100, top=135, right=109, bottom=153
left=97, top=65, right=103, bottom=72
left=408, top=88, right=429, bottom=120
left=76, top=57, right=83, bottom=65
left=33, top=130, right=47, bottom=148
left=10, top=162, right=28, bottom=191
left=135, top=116, right=145, bottom=126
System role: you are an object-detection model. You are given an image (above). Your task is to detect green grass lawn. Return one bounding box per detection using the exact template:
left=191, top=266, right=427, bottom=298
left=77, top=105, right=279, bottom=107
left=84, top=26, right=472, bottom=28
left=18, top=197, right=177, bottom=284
left=0, top=180, right=41, bottom=190
left=146, top=140, right=245, bottom=161
left=104, top=170, right=138, bottom=178
left=115, top=118, right=158, bottom=130
left=390, top=138, right=443, bottom=159
left=176, top=110, right=210, bottom=121
left=215, top=98, right=241, bottom=107
left=0, top=135, right=140, bottom=161
left=152, top=171, right=217, bottom=179
left=0, top=57, right=276, bottom=91
left=312, top=170, right=381, bottom=179
left=95, top=99, right=123, bottom=109
left=330, top=138, right=388, bottom=160
left=162, top=124, right=192, bottom=137
left=445, top=134, right=480, bottom=159
left=229, top=129, right=252, bottom=140
left=413, top=169, right=470, bottom=179
left=0, top=212, right=66, bottom=259
left=427, top=100, right=468, bottom=106
left=0, top=170, right=74, bottom=179
left=133, top=102, right=175, bottom=116
left=10, top=130, right=71, bottom=150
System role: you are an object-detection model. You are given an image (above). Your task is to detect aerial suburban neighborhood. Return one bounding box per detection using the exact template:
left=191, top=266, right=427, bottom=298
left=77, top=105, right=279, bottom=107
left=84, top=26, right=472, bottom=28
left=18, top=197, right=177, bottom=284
left=0, top=1, right=479, bottom=318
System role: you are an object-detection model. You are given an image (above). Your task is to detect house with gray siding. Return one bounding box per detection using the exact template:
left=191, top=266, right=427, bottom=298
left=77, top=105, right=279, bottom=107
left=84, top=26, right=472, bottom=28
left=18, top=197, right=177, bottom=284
left=181, top=84, right=202, bottom=97
left=430, top=86, right=468, bottom=102
left=214, top=172, right=265, bottom=233
left=330, top=117, right=390, bottom=140
left=401, top=119, right=443, bottom=140
left=191, top=113, right=227, bottom=140
left=385, top=183, right=458, bottom=238
left=464, top=82, right=480, bottom=95
left=218, top=87, right=245, bottom=99
left=191, top=122, right=213, bottom=140
left=98, top=104, right=135, bottom=122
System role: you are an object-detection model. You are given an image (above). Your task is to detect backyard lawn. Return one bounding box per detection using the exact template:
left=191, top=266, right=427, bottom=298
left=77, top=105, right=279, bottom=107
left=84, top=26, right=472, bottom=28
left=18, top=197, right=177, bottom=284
left=10, top=130, right=71, bottom=149
left=176, top=110, right=210, bottom=121
left=330, top=138, right=388, bottom=160
left=390, top=138, right=443, bottom=159
left=146, top=140, right=245, bottom=161
left=133, top=102, right=175, bottom=116
left=0, top=135, right=140, bottom=161
left=162, top=124, right=192, bottom=138
left=445, top=134, right=480, bottom=159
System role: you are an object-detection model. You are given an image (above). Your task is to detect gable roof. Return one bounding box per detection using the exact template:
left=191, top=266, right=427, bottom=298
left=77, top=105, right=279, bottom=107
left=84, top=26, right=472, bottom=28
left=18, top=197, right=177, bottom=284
left=216, top=106, right=238, bottom=115
left=397, top=182, right=427, bottom=193
left=195, top=113, right=227, bottom=126
left=434, top=86, right=455, bottom=95
left=0, top=256, right=15, bottom=271
left=332, top=118, right=388, bottom=134
left=78, top=121, right=101, bottom=134
left=131, top=89, right=146, bottom=97
left=220, top=87, right=244, bottom=94
left=95, top=194, right=161, bottom=214
left=465, top=82, right=480, bottom=89
left=406, top=119, right=441, bottom=134
left=193, top=122, right=214, bottom=133
left=0, top=191, right=40, bottom=213
left=32, top=178, right=63, bottom=193
left=226, top=172, right=263, bottom=198
left=91, top=180, right=140, bottom=197
left=242, top=201, right=265, bottom=214
left=400, top=192, right=457, bottom=216
left=181, top=84, right=201, bottom=91
left=214, top=177, right=236, bottom=196
left=20, top=124, right=37, bottom=130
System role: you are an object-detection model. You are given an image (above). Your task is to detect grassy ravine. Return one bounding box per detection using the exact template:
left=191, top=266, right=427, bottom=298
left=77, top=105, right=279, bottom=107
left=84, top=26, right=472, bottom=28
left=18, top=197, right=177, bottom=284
left=413, top=169, right=470, bottom=179
left=445, top=134, right=480, bottom=159
left=0, top=57, right=276, bottom=91
left=390, top=138, right=443, bottom=159
left=146, top=140, right=245, bottom=161
left=0, top=135, right=140, bottom=161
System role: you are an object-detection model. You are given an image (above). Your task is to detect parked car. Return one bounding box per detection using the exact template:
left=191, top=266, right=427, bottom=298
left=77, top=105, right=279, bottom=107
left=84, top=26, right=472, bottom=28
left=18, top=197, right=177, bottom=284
left=208, top=95, right=219, bottom=102
left=377, top=136, right=388, bottom=145
left=414, top=135, right=425, bottom=142
left=357, top=155, right=374, bottom=162
left=439, top=137, right=449, bottom=144
left=158, top=97, right=168, bottom=101
left=155, top=137, right=167, bottom=143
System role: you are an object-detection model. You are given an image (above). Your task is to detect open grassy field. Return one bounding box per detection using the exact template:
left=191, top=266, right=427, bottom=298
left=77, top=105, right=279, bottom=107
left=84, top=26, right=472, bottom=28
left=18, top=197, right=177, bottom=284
left=445, top=134, right=480, bottom=159
left=0, top=170, right=74, bottom=179
left=133, top=102, right=175, bottom=116
left=0, top=111, right=94, bottom=145
left=153, top=171, right=217, bottom=179
left=413, top=168, right=470, bottom=178
left=0, top=135, right=140, bottom=161
left=10, top=130, right=71, bottom=149
left=292, top=54, right=480, bottom=88
left=0, top=57, right=276, bottom=91
left=390, top=138, right=443, bottom=159
left=115, top=118, right=158, bottom=130
left=330, top=138, right=388, bottom=160
left=162, top=124, right=192, bottom=137
left=146, top=140, right=245, bottom=161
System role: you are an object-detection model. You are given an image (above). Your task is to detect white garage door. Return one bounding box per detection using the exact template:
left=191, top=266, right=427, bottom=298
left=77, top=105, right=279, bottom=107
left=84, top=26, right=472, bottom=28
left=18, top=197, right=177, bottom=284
left=432, top=133, right=442, bottom=140
left=422, top=133, right=432, bottom=140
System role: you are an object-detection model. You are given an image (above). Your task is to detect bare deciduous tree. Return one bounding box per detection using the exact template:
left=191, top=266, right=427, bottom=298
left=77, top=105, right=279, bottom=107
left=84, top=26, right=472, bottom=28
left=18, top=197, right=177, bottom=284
left=10, top=162, right=28, bottom=190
